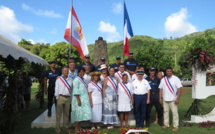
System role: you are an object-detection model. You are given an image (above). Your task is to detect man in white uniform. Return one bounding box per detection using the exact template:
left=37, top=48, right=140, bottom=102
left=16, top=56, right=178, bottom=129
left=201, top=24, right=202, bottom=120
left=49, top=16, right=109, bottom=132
left=159, top=67, right=182, bottom=132
left=114, top=63, right=131, bottom=83
left=132, top=70, right=151, bottom=128
left=55, top=66, right=72, bottom=134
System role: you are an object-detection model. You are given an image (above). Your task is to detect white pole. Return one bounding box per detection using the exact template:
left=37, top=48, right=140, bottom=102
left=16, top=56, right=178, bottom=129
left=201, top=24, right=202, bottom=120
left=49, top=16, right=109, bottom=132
left=69, top=0, right=73, bottom=57
left=123, top=0, right=125, bottom=60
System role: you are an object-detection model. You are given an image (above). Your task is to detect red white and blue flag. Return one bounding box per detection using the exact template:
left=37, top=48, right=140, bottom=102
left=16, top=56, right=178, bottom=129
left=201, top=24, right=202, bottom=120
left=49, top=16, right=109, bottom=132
left=123, top=2, right=133, bottom=56
left=64, top=7, right=89, bottom=59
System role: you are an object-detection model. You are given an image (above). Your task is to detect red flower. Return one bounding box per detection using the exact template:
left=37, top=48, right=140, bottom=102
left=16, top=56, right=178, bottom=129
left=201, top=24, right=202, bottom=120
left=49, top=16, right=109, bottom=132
left=199, top=51, right=206, bottom=63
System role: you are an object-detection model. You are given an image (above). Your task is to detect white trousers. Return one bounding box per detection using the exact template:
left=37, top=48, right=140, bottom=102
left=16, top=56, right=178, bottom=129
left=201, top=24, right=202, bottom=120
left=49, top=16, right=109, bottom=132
left=163, top=100, right=179, bottom=128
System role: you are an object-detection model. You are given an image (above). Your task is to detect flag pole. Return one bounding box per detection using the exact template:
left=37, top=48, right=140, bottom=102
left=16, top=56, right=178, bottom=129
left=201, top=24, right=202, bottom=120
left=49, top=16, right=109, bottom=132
left=69, top=0, right=73, bottom=57
left=123, top=0, right=125, bottom=61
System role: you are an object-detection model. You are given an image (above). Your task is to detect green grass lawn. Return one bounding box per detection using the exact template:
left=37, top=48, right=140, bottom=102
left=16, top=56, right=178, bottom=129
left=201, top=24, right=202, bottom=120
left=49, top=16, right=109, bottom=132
left=13, top=85, right=215, bottom=134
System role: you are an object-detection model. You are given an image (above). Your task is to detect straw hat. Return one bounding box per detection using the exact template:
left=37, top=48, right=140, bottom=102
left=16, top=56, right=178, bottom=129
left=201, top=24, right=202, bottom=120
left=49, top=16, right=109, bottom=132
left=90, top=71, right=101, bottom=76
left=100, top=64, right=108, bottom=70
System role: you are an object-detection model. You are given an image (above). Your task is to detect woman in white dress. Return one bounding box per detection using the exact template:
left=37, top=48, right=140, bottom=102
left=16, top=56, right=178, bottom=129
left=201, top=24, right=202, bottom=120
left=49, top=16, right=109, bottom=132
left=118, top=73, right=134, bottom=128
left=102, top=67, right=119, bottom=129
left=88, top=72, right=102, bottom=130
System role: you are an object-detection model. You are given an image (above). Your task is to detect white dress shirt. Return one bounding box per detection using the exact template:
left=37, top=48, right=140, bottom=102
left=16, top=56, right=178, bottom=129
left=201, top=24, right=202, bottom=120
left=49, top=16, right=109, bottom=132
left=159, top=75, right=182, bottom=101
left=114, top=71, right=131, bottom=83
left=83, top=74, right=91, bottom=84
left=131, top=73, right=148, bottom=81
left=132, top=78, right=151, bottom=95
left=55, top=76, right=73, bottom=99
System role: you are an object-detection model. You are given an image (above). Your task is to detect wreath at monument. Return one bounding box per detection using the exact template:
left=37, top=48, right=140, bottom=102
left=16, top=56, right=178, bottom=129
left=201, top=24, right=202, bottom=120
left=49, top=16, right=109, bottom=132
left=180, top=47, right=214, bottom=71
left=180, top=48, right=215, bottom=118
left=180, top=47, right=215, bottom=88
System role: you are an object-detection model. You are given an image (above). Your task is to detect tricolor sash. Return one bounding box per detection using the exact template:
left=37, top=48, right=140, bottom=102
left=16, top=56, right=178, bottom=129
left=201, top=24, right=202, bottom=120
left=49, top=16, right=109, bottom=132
left=107, top=76, right=117, bottom=94
left=120, top=82, right=132, bottom=99
left=164, top=76, right=177, bottom=96
left=116, top=72, right=123, bottom=79
left=59, top=76, right=72, bottom=94
left=90, top=81, right=102, bottom=93
left=76, top=76, right=88, bottom=89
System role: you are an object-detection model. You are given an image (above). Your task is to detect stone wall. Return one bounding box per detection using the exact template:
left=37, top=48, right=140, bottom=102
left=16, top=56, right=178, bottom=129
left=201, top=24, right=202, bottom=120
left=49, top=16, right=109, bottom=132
left=93, top=37, right=109, bottom=66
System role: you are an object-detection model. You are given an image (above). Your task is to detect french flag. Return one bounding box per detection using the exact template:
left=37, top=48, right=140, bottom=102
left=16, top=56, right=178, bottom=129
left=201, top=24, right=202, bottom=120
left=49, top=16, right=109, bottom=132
left=123, top=2, right=133, bottom=56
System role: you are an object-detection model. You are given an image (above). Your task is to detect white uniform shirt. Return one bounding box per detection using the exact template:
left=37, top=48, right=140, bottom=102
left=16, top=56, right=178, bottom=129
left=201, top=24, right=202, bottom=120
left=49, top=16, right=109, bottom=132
left=88, top=81, right=102, bottom=104
left=114, top=71, right=131, bottom=83
left=55, top=76, right=72, bottom=99
left=159, top=75, right=182, bottom=101
left=83, top=74, right=91, bottom=84
left=131, top=73, right=148, bottom=81
left=132, top=78, right=151, bottom=95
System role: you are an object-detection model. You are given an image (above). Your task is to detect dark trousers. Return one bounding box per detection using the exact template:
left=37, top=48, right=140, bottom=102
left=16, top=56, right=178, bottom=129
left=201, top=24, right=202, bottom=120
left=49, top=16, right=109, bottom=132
left=48, top=86, right=56, bottom=112
left=134, top=94, right=147, bottom=127
left=146, top=92, right=163, bottom=121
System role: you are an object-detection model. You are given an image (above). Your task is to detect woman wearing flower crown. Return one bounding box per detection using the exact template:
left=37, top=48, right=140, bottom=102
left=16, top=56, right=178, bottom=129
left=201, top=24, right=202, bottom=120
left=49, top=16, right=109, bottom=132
left=88, top=72, right=103, bottom=130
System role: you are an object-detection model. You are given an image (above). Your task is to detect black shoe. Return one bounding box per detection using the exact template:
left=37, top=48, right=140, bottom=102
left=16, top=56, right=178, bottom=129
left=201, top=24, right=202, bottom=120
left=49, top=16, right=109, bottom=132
left=146, top=120, right=150, bottom=127
left=158, top=118, right=164, bottom=126
left=47, top=111, right=51, bottom=117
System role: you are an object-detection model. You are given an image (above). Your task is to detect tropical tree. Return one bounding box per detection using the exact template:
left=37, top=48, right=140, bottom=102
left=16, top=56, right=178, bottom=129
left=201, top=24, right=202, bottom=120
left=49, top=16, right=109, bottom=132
left=42, top=41, right=82, bottom=68
left=135, top=41, right=173, bottom=71
left=18, top=39, right=83, bottom=68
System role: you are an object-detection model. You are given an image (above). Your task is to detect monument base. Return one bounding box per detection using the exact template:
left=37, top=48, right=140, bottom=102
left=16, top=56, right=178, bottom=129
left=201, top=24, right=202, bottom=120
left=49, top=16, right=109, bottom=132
left=31, top=105, right=136, bottom=128
left=189, top=107, right=215, bottom=123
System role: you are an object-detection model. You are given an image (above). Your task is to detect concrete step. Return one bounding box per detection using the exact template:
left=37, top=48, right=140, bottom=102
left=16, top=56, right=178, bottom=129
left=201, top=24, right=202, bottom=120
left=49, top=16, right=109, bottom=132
left=31, top=105, right=137, bottom=128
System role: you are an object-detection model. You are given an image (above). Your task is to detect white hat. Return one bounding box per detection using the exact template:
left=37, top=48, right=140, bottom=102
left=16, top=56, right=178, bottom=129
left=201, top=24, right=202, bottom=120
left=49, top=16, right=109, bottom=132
left=100, top=64, right=107, bottom=70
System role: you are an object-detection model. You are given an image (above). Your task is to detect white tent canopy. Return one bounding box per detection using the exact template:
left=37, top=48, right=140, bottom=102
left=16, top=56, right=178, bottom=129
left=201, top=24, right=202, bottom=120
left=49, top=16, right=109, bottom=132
left=0, top=35, right=48, bottom=66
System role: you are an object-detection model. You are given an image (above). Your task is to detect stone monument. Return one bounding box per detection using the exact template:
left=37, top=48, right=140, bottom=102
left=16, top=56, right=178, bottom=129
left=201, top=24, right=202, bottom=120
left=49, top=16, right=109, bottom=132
left=189, top=65, right=215, bottom=123
left=93, top=37, right=109, bottom=66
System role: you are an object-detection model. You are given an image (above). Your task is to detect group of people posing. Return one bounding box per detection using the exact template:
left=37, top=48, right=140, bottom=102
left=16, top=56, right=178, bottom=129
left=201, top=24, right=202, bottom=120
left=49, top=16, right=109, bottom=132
left=44, top=52, right=183, bottom=134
